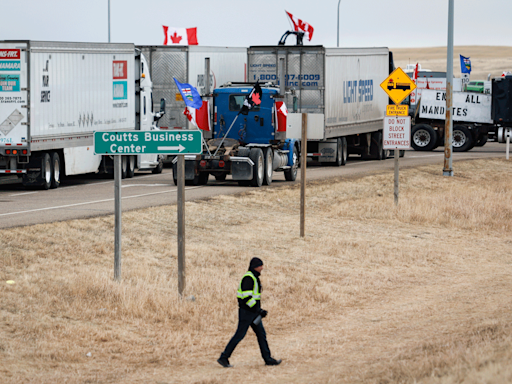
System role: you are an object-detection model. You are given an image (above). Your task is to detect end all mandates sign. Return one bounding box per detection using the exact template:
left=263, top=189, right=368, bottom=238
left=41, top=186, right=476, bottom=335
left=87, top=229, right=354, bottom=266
left=383, top=116, right=411, bottom=150
left=94, top=130, right=203, bottom=155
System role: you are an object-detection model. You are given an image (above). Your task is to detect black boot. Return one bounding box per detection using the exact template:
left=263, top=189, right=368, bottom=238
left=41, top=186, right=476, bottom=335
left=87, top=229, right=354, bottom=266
left=265, top=358, right=282, bottom=366
left=217, top=357, right=233, bottom=368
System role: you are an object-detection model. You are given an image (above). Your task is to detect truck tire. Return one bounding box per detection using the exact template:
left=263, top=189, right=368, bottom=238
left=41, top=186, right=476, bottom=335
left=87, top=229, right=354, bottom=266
left=215, top=174, right=227, bottom=181
left=126, top=155, right=135, bottom=178
left=284, top=146, right=299, bottom=181
left=50, top=152, right=61, bottom=189
left=121, top=156, right=127, bottom=179
left=152, top=157, right=164, bottom=174
left=453, top=125, right=473, bottom=152
left=249, top=148, right=264, bottom=187
left=475, top=134, right=488, bottom=147
left=198, top=172, right=209, bottom=185
left=411, top=124, right=438, bottom=151
left=41, top=152, right=52, bottom=190
left=332, top=137, right=347, bottom=166
left=263, top=147, right=273, bottom=186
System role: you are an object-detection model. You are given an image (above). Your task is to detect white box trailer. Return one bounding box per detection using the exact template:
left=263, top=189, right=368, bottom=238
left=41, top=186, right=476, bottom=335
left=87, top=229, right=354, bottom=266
left=138, top=45, right=247, bottom=133
left=0, top=41, right=163, bottom=189
left=247, top=46, right=392, bottom=164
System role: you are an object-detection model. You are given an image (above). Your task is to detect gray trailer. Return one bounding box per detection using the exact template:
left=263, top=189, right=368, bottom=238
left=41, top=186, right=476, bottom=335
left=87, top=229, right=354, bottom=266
left=137, top=45, right=247, bottom=134
left=247, top=46, right=394, bottom=164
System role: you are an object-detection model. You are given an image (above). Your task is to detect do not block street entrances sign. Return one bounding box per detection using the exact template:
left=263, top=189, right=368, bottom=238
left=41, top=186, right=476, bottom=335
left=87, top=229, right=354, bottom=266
left=383, top=116, right=411, bottom=150
left=94, top=130, right=203, bottom=155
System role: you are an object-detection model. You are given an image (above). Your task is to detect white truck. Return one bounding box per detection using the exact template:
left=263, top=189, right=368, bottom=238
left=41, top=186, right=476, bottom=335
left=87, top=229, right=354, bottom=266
left=247, top=46, right=394, bottom=164
left=0, top=41, right=165, bottom=189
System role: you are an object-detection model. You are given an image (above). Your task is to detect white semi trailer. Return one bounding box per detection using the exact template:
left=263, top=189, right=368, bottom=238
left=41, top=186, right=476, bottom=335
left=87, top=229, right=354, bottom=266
left=0, top=41, right=164, bottom=189
left=247, top=46, right=394, bottom=164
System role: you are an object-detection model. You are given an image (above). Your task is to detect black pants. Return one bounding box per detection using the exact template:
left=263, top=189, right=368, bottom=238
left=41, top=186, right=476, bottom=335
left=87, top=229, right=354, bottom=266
left=221, top=308, right=271, bottom=362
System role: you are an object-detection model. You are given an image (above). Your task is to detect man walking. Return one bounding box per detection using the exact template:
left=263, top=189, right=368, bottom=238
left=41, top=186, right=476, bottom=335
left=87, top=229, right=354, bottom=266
left=217, top=257, right=282, bottom=368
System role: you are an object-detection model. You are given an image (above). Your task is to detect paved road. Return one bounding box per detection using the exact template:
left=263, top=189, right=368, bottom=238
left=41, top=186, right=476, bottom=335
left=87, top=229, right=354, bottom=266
left=0, top=142, right=507, bottom=229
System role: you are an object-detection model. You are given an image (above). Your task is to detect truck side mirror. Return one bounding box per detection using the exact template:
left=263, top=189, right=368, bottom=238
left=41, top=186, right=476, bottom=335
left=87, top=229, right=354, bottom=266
left=160, top=98, right=166, bottom=114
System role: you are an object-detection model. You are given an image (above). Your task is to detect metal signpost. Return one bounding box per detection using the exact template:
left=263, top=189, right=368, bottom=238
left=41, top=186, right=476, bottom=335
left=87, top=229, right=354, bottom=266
left=444, top=0, right=455, bottom=177
left=380, top=68, right=415, bottom=206
left=94, top=130, right=203, bottom=289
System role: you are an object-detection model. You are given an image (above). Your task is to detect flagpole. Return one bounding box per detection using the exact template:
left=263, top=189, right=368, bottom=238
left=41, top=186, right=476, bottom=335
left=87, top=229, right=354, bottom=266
left=213, top=113, right=240, bottom=156
left=108, top=0, right=111, bottom=43
left=337, top=0, right=341, bottom=47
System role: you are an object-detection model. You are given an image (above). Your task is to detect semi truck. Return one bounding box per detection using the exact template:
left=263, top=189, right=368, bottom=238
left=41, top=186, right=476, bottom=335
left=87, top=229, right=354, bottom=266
left=410, top=75, right=512, bottom=151
left=172, top=45, right=395, bottom=187
left=0, top=40, right=165, bottom=189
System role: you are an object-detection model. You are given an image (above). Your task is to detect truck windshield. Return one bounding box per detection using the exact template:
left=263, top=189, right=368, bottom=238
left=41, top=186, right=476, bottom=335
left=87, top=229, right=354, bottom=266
left=229, top=95, right=260, bottom=112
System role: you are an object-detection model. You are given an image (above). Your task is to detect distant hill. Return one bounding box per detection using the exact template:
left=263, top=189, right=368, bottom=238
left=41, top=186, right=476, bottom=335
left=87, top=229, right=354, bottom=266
left=391, top=46, right=512, bottom=80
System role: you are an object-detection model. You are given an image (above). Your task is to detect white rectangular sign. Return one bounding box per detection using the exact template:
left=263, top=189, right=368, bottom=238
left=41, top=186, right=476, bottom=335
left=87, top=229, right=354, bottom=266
left=383, top=116, right=411, bottom=149
left=418, top=89, right=492, bottom=124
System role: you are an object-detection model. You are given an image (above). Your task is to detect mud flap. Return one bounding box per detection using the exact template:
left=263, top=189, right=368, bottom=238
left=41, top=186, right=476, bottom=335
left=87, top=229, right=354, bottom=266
left=172, top=160, right=197, bottom=180
left=231, top=160, right=252, bottom=180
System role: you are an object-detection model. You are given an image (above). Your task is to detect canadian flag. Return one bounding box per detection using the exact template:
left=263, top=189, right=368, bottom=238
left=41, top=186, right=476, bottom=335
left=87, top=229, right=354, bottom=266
left=285, top=11, right=314, bottom=41
left=163, top=26, right=198, bottom=45
left=274, top=101, right=288, bottom=133
left=184, top=101, right=210, bottom=131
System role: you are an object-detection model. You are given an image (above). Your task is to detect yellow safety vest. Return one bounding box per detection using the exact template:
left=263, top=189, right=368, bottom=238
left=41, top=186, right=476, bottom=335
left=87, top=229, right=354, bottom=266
left=236, top=271, right=261, bottom=308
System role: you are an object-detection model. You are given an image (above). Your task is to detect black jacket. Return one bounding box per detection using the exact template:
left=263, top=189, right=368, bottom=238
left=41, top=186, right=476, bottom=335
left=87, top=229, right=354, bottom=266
left=237, top=267, right=262, bottom=313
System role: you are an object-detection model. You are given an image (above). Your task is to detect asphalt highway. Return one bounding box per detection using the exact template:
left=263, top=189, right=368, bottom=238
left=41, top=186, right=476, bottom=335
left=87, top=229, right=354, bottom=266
left=0, top=142, right=507, bottom=229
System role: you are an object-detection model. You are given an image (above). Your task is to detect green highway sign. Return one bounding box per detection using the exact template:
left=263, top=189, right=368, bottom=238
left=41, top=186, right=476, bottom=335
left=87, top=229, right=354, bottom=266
left=94, top=130, right=203, bottom=155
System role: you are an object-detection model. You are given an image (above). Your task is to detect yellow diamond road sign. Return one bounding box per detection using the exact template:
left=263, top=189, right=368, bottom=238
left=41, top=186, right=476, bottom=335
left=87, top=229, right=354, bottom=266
left=380, top=67, right=417, bottom=105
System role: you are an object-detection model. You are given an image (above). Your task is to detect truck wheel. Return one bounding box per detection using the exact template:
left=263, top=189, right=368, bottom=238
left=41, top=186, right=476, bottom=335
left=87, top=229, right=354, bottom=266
left=249, top=148, right=264, bottom=187
left=126, top=155, right=135, bottom=178
left=215, top=174, right=227, bottom=181
left=50, top=152, right=61, bottom=189
left=475, top=134, right=488, bottom=147
left=121, top=156, right=127, bottom=179
left=453, top=125, right=473, bottom=152
left=152, top=157, right=164, bottom=174
left=333, top=137, right=347, bottom=166
left=263, top=147, right=273, bottom=186
left=284, top=146, right=299, bottom=181
left=340, top=137, right=348, bottom=165
left=411, top=124, right=438, bottom=151
left=198, top=172, right=209, bottom=185
left=41, top=152, right=53, bottom=190
left=399, top=150, right=405, bottom=158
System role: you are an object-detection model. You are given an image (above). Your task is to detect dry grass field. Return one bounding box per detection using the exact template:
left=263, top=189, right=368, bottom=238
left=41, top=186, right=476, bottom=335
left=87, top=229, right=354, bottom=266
left=392, top=45, right=512, bottom=80
left=2, top=158, right=512, bottom=383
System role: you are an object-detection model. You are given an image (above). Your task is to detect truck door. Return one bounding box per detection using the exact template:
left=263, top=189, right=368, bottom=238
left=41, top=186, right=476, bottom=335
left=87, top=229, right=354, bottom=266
left=138, top=54, right=159, bottom=169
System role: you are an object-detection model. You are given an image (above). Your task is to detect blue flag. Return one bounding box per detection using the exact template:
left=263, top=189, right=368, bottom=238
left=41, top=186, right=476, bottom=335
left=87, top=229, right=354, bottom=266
left=460, top=55, right=471, bottom=74
left=174, top=78, right=202, bottom=109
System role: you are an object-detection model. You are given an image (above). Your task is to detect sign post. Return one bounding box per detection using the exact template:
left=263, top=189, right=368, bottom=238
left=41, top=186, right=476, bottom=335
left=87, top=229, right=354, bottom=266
left=380, top=70, right=415, bottom=206
left=94, top=130, right=203, bottom=286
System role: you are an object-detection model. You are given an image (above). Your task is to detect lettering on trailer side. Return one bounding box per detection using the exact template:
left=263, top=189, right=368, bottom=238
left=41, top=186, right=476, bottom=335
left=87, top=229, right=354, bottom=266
left=0, top=49, right=21, bottom=60
left=344, top=80, right=374, bottom=103
left=113, top=61, right=128, bottom=79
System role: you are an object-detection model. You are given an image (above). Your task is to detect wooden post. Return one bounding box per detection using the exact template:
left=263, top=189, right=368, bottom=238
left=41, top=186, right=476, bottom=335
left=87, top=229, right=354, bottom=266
left=300, top=113, right=307, bottom=238
left=394, top=148, right=399, bottom=206
left=114, top=155, right=122, bottom=281
left=177, top=155, right=186, bottom=295
left=506, top=134, right=510, bottom=160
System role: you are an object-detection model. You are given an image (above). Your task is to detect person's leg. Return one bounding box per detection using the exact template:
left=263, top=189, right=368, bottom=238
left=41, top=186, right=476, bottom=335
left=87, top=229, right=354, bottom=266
left=220, top=309, right=253, bottom=359
left=250, top=320, right=272, bottom=362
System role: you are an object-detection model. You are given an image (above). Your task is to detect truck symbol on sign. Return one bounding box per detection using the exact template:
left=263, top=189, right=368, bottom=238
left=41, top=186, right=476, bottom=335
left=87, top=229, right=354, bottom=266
left=387, top=79, right=411, bottom=91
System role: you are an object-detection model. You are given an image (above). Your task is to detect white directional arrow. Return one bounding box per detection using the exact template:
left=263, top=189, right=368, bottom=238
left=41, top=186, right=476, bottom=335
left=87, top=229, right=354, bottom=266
left=157, top=144, right=185, bottom=152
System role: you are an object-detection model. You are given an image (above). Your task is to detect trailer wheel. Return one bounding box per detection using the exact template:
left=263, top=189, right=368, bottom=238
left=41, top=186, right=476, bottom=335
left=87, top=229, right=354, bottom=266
left=411, top=124, right=438, bottom=151
left=475, top=134, right=488, bottom=147
left=263, top=147, right=273, bottom=185
left=50, top=152, right=61, bottom=189
left=215, top=174, right=227, bottom=181
left=399, top=150, right=405, bottom=158
left=126, top=155, right=135, bottom=178
left=198, top=172, right=209, bottom=185
left=340, top=137, right=348, bottom=165
left=453, top=125, right=473, bottom=152
left=121, top=156, right=127, bottom=179
left=284, top=146, right=299, bottom=181
left=41, top=152, right=53, bottom=190
left=249, top=148, right=264, bottom=187
left=332, top=137, right=348, bottom=166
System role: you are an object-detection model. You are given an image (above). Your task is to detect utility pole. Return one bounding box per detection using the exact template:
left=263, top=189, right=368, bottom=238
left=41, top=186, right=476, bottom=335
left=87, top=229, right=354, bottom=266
left=337, top=0, right=341, bottom=47
left=108, top=0, right=111, bottom=43
left=443, top=0, right=454, bottom=177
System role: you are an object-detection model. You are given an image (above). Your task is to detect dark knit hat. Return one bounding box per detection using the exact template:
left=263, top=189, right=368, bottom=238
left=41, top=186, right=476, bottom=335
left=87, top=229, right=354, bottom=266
left=249, top=257, right=264, bottom=269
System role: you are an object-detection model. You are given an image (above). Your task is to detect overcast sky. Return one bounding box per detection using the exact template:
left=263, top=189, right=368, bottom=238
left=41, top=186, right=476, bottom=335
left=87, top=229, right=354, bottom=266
left=2, top=0, right=511, bottom=48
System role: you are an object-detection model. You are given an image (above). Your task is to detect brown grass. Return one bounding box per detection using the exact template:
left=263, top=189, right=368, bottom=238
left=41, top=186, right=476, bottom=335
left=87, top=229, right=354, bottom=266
left=2, top=158, right=512, bottom=383
left=391, top=45, right=512, bottom=80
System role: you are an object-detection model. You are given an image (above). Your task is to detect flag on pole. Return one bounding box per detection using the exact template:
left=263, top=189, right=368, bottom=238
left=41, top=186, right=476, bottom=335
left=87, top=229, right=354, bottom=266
left=173, top=78, right=202, bottom=109
left=413, top=63, right=419, bottom=83
left=285, top=11, right=314, bottom=41
left=163, top=26, right=198, bottom=45
left=240, top=81, right=263, bottom=115
left=460, top=55, right=471, bottom=74
left=184, top=101, right=211, bottom=131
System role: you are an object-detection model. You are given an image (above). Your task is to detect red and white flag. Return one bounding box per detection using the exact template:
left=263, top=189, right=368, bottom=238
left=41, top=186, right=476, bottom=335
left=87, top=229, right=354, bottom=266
left=413, top=63, right=419, bottom=83
left=183, top=101, right=210, bottom=131
left=163, top=26, right=198, bottom=45
left=285, top=11, right=314, bottom=41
